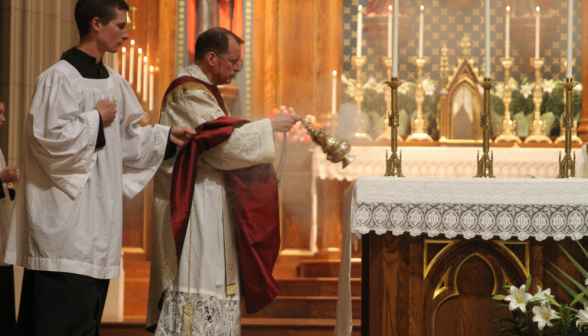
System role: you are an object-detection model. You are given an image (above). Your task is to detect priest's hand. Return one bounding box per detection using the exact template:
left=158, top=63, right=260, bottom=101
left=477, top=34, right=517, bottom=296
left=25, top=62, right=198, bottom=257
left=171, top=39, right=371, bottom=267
left=170, top=126, right=197, bottom=146
left=95, top=100, right=117, bottom=126
left=271, top=113, right=299, bottom=133
left=0, top=166, right=19, bottom=183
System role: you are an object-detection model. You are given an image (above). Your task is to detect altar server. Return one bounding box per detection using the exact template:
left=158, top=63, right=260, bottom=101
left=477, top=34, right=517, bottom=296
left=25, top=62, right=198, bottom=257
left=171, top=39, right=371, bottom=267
left=4, top=1, right=194, bottom=335
left=147, top=27, right=298, bottom=335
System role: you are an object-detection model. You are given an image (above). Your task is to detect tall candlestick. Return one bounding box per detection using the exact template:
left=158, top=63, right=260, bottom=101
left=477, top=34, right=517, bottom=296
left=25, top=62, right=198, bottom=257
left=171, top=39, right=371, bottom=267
left=121, top=47, right=127, bottom=80
left=129, top=40, right=135, bottom=84
left=418, top=6, right=424, bottom=58
left=535, top=7, right=540, bottom=59
left=137, top=48, right=143, bottom=93
left=357, top=5, right=363, bottom=57
left=332, top=70, right=337, bottom=115
left=143, top=57, right=148, bottom=102
left=505, top=6, right=510, bottom=59
left=149, top=66, right=154, bottom=111
left=392, top=0, right=399, bottom=77
left=567, top=0, right=573, bottom=78
left=387, top=5, right=392, bottom=58
left=485, top=0, right=491, bottom=78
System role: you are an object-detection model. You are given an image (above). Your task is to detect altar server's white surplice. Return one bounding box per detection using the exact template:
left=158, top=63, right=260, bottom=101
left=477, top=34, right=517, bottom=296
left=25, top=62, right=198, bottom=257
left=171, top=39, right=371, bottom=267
left=4, top=60, right=170, bottom=279
left=0, top=149, right=14, bottom=266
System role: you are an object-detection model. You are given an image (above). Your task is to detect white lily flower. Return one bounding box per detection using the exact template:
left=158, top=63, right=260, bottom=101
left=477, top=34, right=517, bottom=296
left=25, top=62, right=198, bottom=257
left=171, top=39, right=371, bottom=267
left=422, top=78, right=436, bottom=96
left=492, top=82, right=505, bottom=98
left=532, top=302, right=559, bottom=330
left=508, top=77, right=519, bottom=92
left=585, top=278, right=588, bottom=287
left=374, top=81, right=386, bottom=94
left=577, top=305, right=588, bottom=328
left=532, top=286, right=553, bottom=304
left=362, top=77, right=378, bottom=91
left=574, top=83, right=583, bottom=92
left=341, top=75, right=356, bottom=98
left=542, top=79, right=556, bottom=94
left=520, top=82, right=535, bottom=99
left=398, top=82, right=411, bottom=95
left=504, top=285, right=533, bottom=312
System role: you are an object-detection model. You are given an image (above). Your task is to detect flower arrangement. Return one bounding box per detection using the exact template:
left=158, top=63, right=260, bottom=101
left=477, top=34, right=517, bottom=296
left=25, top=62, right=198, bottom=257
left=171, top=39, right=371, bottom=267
left=269, top=106, right=312, bottom=143
left=491, top=236, right=588, bottom=336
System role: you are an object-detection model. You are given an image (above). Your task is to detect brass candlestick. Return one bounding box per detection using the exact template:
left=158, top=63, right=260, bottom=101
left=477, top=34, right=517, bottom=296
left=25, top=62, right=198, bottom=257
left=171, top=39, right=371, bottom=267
left=385, top=77, right=404, bottom=177
left=475, top=78, right=496, bottom=178
left=406, top=58, right=433, bottom=142
left=556, top=78, right=578, bottom=178
left=350, top=56, right=372, bottom=141
left=495, top=58, right=521, bottom=143
left=376, top=57, right=403, bottom=142
left=525, top=58, right=552, bottom=143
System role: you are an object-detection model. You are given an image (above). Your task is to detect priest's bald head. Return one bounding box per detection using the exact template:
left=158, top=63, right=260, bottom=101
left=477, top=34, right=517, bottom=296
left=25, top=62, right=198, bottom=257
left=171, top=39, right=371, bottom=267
left=74, top=0, right=130, bottom=53
left=194, top=27, right=244, bottom=86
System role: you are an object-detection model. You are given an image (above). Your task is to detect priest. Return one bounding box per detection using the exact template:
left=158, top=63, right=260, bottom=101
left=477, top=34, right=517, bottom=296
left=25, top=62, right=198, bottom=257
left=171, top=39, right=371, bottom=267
left=3, top=1, right=194, bottom=335
left=146, top=27, right=298, bottom=335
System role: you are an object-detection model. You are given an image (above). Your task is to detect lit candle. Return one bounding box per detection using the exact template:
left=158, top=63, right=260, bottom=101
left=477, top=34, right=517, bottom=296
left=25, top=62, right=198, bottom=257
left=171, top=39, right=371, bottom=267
left=121, top=47, right=127, bottom=79
left=149, top=66, right=154, bottom=111
left=505, top=6, right=510, bottom=59
left=332, top=70, right=337, bottom=116
left=357, top=5, right=363, bottom=57
left=485, top=0, right=491, bottom=78
left=137, top=48, right=143, bottom=93
left=567, top=0, right=573, bottom=78
left=143, top=57, right=148, bottom=102
left=387, top=5, right=392, bottom=58
left=535, top=7, right=540, bottom=59
left=129, top=40, right=135, bottom=84
left=418, top=5, right=424, bottom=58
left=392, top=0, right=399, bottom=77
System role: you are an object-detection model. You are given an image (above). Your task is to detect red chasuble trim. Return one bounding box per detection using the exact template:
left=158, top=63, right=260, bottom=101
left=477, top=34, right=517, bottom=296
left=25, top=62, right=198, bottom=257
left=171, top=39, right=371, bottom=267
left=167, top=76, right=280, bottom=314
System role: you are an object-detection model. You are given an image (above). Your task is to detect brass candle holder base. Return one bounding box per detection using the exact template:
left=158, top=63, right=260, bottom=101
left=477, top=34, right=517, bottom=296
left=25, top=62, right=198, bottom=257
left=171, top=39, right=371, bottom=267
left=385, top=77, right=404, bottom=177
left=557, top=78, right=579, bottom=178
left=406, top=58, right=433, bottom=142
left=495, top=58, right=521, bottom=144
left=475, top=78, right=496, bottom=178
left=554, top=120, right=583, bottom=144
left=525, top=58, right=551, bottom=144
left=350, top=56, right=372, bottom=142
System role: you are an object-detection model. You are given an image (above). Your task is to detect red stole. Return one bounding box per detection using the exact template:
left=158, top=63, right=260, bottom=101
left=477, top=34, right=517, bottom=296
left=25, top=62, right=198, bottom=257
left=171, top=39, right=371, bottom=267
left=167, top=76, right=280, bottom=314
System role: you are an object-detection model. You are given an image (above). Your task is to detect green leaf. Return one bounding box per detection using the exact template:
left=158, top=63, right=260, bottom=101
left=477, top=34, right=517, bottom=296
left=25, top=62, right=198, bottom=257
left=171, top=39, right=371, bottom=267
left=558, top=244, right=588, bottom=279
left=571, top=293, right=585, bottom=307
left=526, top=274, right=533, bottom=291
left=546, top=270, right=588, bottom=306
left=493, top=295, right=506, bottom=300
left=545, top=293, right=560, bottom=307
left=575, top=235, right=588, bottom=261
left=548, top=262, right=588, bottom=300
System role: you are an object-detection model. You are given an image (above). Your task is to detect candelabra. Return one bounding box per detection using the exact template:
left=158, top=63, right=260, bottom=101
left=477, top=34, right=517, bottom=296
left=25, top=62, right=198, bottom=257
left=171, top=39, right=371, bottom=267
left=475, top=78, right=496, bottom=178
left=554, top=59, right=582, bottom=144
left=524, top=58, right=552, bottom=143
left=376, top=57, right=403, bottom=142
left=350, top=56, right=372, bottom=141
left=385, top=77, right=404, bottom=177
left=557, top=78, right=578, bottom=178
left=495, top=58, right=521, bottom=143
left=406, top=58, right=433, bottom=142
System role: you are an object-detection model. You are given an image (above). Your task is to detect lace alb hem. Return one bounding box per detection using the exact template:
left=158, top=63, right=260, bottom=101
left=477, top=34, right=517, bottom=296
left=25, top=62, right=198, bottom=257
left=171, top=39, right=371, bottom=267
left=155, top=291, right=241, bottom=336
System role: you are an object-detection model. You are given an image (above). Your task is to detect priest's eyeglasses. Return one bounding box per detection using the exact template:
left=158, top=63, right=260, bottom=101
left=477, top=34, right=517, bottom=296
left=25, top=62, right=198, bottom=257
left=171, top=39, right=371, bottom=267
left=220, top=56, right=242, bottom=70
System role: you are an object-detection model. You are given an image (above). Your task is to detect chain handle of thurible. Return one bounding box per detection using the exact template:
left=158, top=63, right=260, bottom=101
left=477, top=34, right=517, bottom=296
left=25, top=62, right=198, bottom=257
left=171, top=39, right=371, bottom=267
left=276, top=132, right=288, bottom=186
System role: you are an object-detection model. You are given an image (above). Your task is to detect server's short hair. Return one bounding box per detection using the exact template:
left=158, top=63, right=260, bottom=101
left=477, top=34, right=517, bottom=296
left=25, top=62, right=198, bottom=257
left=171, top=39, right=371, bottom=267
left=0, top=96, right=4, bottom=104
left=75, top=0, right=130, bottom=39
left=194, top=27, right=244, bottom=62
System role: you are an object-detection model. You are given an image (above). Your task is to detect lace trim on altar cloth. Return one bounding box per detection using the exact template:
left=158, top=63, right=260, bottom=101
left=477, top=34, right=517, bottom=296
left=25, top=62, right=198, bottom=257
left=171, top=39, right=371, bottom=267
left=155, top=291, right=241, bottom=336
left=353, top=203, right=588, bottom=241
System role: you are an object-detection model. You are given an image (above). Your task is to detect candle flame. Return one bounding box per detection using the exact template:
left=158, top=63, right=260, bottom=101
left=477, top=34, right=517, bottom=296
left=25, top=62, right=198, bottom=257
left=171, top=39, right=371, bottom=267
left=333, top=70, right=337, bottom=76
left=506, top=6, right=510, bottom=11
left=388, top=5, right=392, bottom=11
left=358, top=5, right=362, bottom=11
left=420, top=5, right=424, bottom=10
left=150, top=66, right=154, bottom=72
left=143, top=56, right=148, bottom=62
left=131, top=40, right=135, bottom=45
left=138, top=48, right=142, bottom=54
left=122, top=47, right=126, bottom=52
left=536, top=6, right=540, bottom=12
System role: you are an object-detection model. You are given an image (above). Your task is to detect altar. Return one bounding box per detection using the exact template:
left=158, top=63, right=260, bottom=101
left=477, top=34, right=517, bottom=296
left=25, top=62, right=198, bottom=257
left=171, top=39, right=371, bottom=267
left=334, top=176, right=588, bottom=336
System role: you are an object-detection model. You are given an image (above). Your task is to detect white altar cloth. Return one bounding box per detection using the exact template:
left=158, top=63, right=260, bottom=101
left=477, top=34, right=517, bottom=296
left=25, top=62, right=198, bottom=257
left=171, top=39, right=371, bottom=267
left=334, top=176, right=588, bottom=336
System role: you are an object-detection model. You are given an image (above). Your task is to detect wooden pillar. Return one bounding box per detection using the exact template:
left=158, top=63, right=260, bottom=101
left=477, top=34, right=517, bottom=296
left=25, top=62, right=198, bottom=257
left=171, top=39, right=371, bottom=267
left=578, top=1, right=588, bottom=138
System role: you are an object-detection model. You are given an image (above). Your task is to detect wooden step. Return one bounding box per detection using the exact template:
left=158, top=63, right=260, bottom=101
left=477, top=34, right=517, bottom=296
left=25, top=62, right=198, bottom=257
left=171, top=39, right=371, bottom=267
left=243, top=296, right=361, bottom=319
left=242, top=318, right=361, bottom=336
left=299, top=259, right=361, bottom=278
left=277, top=277, right=361, bottom=297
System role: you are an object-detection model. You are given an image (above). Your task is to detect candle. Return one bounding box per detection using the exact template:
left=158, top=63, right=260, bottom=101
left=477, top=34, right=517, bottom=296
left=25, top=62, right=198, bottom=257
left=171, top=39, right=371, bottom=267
left=149, top=66, right=154, bottom=111
left=387, top=5, right=392, bottom=58
left=357, top=5, right=363, bottom=57
left=143, top=57, right=148, bottom=102
left=485, top=0, right=490, bottom=78
left=392, top=0, right=399, bottom=77
left=567, top=0, right=573, bottom=78
left=332, top=70, right=337, bottom=116
left=418, top=5, right=424, bottom=58
left=129, top=40, right=135, bottom=84
left=137, top=48, right=143, bottom=93
left=535, top=7, right=540, bottom=59
left=505, top=6, right=510, bottom=59
left=121, top=47, right=127, bottom=79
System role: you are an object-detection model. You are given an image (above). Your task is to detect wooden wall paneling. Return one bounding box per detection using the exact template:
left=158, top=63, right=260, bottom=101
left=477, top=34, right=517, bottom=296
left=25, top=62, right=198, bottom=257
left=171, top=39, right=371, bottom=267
left=316, top=178, right=351, bottom=258
left=579, top=0, right=588, bottom=138
left=408, top=236, right=424, bottom=336
left=158, top=0, right=177, bottom=105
